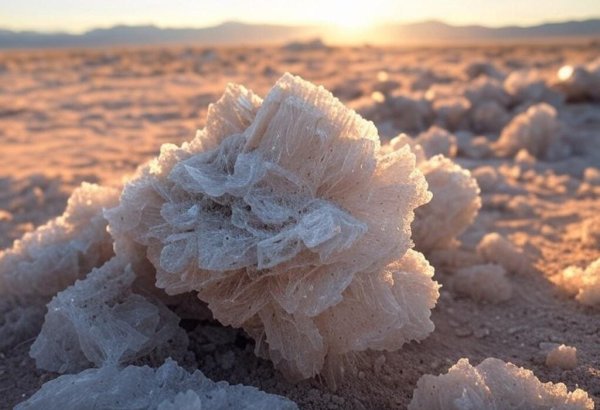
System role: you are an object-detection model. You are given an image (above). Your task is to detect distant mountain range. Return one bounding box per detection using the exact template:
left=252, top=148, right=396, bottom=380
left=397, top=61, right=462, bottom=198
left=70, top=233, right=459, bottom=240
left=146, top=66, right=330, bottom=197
left=1, top=19, right=599, bottom=49
left=377, top=19, right=600, bottom=41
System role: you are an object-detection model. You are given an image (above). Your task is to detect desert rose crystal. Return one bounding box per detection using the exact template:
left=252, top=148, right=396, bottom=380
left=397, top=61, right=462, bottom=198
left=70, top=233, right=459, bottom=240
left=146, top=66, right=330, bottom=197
left=105, top=73, right=439, bottom=381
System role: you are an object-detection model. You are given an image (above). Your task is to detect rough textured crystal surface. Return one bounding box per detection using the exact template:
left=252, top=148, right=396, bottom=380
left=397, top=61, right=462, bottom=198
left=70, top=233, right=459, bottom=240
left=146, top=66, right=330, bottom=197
left=30, top=256, right=188, bottom=373
left=16, top=359, right=298, bottom=410
left=105, top=73, right=439, bottom=380
left=452, top=263, right=512, bottom=303
left=409, top=358, right=593, bottom=410
left=390, top=133, right=481, bottom=254
left=494, top=103, right=566, bottom=160
left=411, top=155, right=481, bottom=253
left=551, top=257, right=600, bottom=306
left=0, top=183, right=118, bottom=297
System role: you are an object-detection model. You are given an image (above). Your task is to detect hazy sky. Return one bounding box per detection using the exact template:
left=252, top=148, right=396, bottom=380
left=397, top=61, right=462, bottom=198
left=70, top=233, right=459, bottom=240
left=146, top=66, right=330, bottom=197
left=1, top=0, right=599, bottom=33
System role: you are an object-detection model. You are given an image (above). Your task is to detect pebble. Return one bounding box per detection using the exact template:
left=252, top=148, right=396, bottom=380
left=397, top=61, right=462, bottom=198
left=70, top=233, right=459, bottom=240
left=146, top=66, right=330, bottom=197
left=455, top=327, right=473, bottom=337
left=307, top=388, right=321, bottom=400
left=374, top=355, right=386, bottom=374
left=474, top=327, right=490, bottom=338
left=331, top=395, right=345, bottom=405
left=353, top=399, right=367, bottom=410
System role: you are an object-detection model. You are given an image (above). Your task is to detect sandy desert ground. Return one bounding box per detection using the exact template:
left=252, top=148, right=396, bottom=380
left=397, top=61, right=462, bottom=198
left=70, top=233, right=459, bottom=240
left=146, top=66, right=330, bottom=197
left=0, top=42, right=599, bottom=409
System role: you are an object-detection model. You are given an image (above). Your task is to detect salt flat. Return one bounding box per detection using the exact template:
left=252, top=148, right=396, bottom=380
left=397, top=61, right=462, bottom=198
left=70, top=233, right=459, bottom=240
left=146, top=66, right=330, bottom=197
left=0, top=43, right=599, bottom=409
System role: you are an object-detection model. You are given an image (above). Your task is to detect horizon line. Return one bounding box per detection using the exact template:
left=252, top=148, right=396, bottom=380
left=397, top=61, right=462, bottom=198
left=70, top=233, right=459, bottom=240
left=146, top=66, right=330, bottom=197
left=3, top=16, right=600, bottom=36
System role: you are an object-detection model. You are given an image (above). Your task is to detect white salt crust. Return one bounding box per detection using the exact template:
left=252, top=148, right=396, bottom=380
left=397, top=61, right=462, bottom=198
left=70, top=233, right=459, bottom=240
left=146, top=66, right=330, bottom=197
left=412, top=155, right=481, bottom=253
left=476, top=232, right=530, bottom=275
left=494, top=103, right=567, bottom=160
left=453, top=264, right=513, bottom=303
left=0, top=183, right=119, bottom=297
left=16, top=359, right=298, bottom=410
left=30, top=256, right=188, bottom=373
left=389, top=132, right=481, bottom=255
left=551, top=257, right=600, bottom=306
left=409, top=357, right=593, bottom=410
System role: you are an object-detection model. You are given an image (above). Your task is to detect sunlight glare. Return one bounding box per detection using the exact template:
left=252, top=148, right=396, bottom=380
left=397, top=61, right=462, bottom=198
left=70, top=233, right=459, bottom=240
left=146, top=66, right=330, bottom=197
left=332, top=7, right=371, bottom=29
left=558, top=65, right=574, bottom=81
left=320, top=0, right=382, bottom=30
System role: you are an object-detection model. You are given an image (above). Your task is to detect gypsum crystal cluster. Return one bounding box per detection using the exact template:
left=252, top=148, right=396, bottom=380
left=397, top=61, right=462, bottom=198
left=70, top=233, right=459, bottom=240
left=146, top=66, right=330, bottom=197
left=408, top=357, right=593, bottom=410
left=17, top=359, right=297, bottom=410
left=104, top=73, right=439, bottom=381
left=30, top=256, right=189, bottom=373
left=551, top=256, right=600, bottom=306
left=0, top=183, right=122, bottom=353
left=389, top=133, right=481, bottom=254
left=22, top=254, right=294, bottom=409
left=494, top=103, right=568, bottom=160
left=0, top=183, right=118, bottom=298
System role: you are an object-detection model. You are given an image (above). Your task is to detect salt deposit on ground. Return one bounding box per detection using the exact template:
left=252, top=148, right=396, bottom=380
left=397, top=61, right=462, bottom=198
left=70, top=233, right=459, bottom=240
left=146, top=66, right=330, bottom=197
left=551, top=257, right=600, bottom=306
left=543, top=343, right=578, bottom=370
left=409, top=357, right=593, bottom=409
left=16, top=359, right=298, bottom=410
left=452, top=264, right=512, bottom=303
left=476, top=232, right=531, bottom=275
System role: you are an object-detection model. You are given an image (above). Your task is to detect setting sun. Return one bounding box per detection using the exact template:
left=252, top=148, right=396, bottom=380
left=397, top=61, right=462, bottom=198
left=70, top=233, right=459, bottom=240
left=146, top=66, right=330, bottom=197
left=323, top=2, right=376, bottom=29
left=319, top=0, right=393, bottom=30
